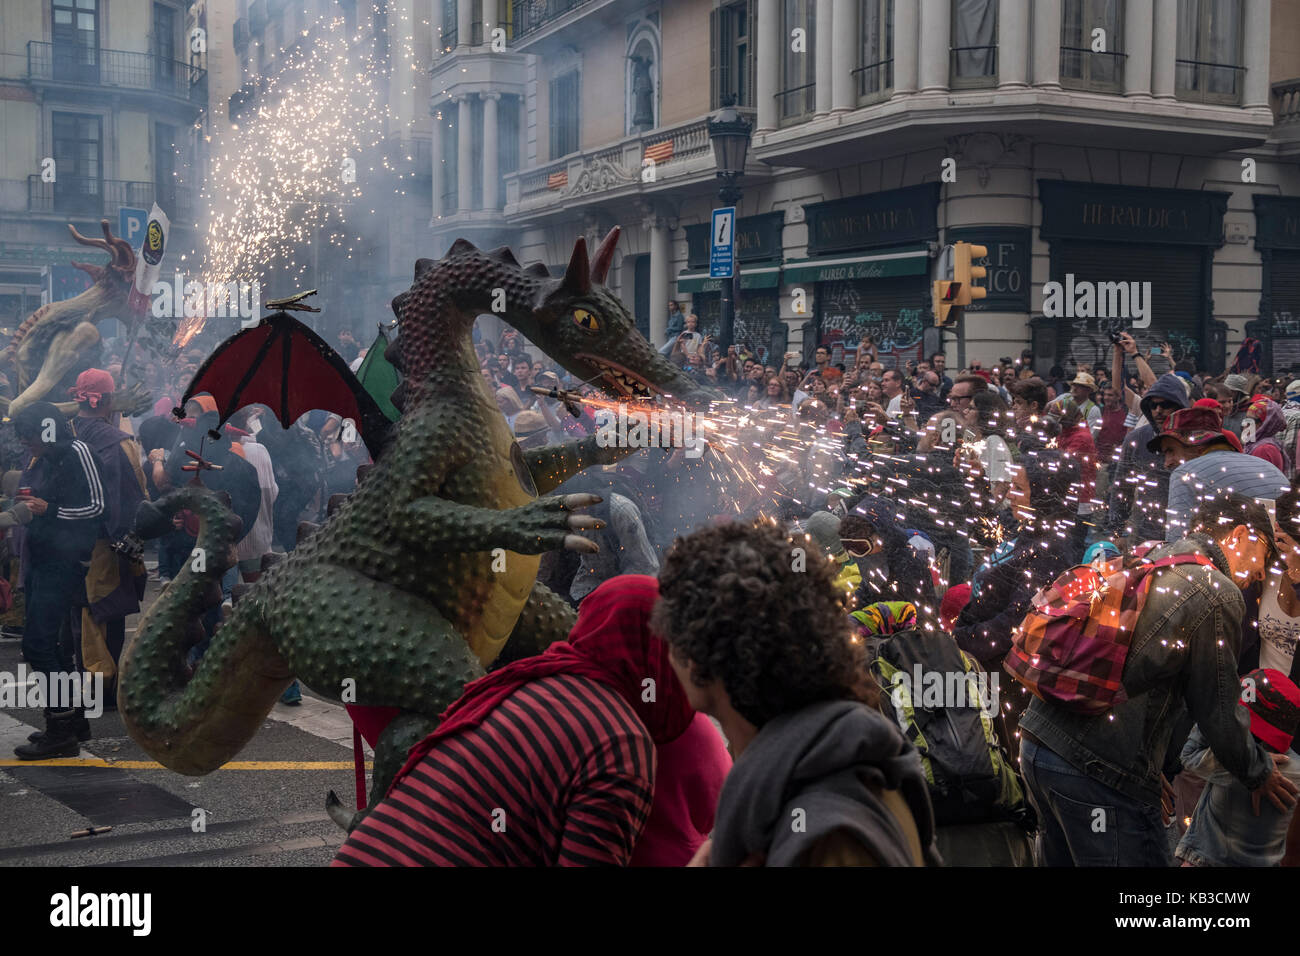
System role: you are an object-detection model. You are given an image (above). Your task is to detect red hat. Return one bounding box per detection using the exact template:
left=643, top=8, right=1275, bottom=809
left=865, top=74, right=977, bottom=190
left=1239, top=669, right=1300, bottom=753
left=1148, top=405, right=1242, bottom=454
left=1193, top=397, right=1223, bottom=414
left=68, top=368, right=115, bottom=409
left=940, top=582, right=972, bottom=632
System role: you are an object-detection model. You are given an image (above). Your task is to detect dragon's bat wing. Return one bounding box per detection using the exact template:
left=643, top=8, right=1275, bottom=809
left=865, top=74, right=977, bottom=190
left=183, top=311, right=392, bottom=457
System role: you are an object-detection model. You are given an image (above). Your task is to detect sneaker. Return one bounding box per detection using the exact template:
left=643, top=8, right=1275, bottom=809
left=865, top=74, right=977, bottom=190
left=280, top=680, right=302, bottom=706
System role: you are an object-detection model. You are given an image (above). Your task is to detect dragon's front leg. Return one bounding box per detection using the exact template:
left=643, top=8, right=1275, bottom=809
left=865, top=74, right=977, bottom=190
left=524, top=434, right=636, bottom=495
left=395, top=492, right=605, bottom=554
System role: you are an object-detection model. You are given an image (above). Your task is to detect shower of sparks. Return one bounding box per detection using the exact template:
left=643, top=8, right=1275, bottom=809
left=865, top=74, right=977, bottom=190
left=177, top=6, right=428, bottom=346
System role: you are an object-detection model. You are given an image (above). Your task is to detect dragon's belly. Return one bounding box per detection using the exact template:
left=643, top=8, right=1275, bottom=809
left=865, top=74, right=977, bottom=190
left=462, top=434, right=541, bottom=667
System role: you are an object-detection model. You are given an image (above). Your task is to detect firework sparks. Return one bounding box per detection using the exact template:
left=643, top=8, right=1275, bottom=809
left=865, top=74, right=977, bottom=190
left=182, top=11, right=408, bottom=345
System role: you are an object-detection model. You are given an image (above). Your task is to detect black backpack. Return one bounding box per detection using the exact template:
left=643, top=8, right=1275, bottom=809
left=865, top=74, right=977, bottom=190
left=872, top=627, right=1033, bottom=829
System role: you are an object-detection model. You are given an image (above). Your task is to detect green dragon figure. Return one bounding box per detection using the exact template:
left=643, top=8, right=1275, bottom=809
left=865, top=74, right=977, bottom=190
left=118, top=227, right=715, bottom=822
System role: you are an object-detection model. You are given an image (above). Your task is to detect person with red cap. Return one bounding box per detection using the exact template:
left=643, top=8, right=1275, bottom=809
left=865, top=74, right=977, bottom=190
left=69, top=369, right=148, bottom=704
left=1155, top=405, right=1290, bottom=542
left=1176, top=669, right=1300, bottom=867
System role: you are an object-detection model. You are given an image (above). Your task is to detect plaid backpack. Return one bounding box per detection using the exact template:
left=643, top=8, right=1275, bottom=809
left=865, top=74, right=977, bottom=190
left=1004, top=544, right=1216, bottom=715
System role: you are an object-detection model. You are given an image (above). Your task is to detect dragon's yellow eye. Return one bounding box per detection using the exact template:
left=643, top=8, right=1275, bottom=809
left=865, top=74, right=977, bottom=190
left=573, top=308, right=600, bottom=333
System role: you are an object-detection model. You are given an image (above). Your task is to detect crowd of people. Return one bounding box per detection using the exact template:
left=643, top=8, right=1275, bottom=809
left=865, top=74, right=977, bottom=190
left=1, top=331, right=374, bottom=755
left=4, top=312, right=1300, bottom=867
left=417, top=316, right=1300, bottom=867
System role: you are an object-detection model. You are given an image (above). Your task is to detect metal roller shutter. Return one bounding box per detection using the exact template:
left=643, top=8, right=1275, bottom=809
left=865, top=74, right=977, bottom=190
left=816, top=276, right=930, bottom=370
left=691, top=287, right=780, bottom=366
left=1269, top=252, right=1300, bottom=373
left=693, top=290, right=779, bottom=364
left=1054, top=242, right=1204, bottom=371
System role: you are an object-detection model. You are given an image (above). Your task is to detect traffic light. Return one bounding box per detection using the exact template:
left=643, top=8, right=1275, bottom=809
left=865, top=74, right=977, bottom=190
left=953, top=242, right=988, bottom=306
left=932, top=279, right=961, bottom=327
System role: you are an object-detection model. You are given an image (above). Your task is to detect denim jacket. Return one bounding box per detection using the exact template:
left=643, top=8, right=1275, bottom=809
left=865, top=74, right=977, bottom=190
left=1020, top=535, right=1274, bottom=809
left=1176, top=726, right=1300, bottom=866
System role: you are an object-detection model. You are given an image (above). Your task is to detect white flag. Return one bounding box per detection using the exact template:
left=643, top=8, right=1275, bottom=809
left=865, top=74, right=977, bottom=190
left=128, top=203, right=170, bottom=315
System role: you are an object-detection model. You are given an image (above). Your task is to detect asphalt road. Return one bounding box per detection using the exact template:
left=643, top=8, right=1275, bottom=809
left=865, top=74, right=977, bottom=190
left=0, top=572, right=369, bottom=868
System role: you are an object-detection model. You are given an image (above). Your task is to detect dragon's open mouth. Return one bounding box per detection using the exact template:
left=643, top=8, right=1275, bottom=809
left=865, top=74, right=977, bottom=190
left=574, top=354, right=656, bottom=400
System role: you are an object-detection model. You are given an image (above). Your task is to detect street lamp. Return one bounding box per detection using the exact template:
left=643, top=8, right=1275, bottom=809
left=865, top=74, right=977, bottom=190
left=708, top=96, right=752, bottom=351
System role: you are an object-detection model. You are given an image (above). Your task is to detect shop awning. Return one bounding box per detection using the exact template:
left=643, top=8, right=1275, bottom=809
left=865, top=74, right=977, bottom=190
left=676, top=260, right=782, bottom=293
left=781, top=244, right=931, bottom=283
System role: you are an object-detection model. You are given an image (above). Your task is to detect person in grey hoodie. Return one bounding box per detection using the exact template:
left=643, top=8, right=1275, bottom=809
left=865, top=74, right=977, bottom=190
left=653, top=519, right=940, bottom=867
left=1107, top=372, right=1188, bottom=545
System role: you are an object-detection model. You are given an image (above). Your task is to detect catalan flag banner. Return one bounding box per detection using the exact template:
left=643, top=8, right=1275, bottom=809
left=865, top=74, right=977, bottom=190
left=643, top=140, right=674, bottom=165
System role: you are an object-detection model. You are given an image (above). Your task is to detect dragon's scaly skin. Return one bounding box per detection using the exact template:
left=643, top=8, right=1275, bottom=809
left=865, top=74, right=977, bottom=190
left=118, top=230, right=714, bottom=814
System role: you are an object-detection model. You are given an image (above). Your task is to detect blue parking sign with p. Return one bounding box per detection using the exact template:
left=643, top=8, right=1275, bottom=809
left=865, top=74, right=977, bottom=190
left=119, top=207, right=148, bottom=248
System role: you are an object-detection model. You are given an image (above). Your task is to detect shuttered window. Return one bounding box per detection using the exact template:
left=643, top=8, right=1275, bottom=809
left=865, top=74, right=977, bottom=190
left=1052, top=242, right=1204, bottom=370
left=711, top=1, right=756, bottom=109
left=1269, top=252, right=1300, bottom=372
left=816, top=275, right=930, bottom=369
left=549, top=71, right=580, bottom=160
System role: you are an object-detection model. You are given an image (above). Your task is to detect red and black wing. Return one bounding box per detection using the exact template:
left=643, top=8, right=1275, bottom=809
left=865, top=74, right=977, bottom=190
left=183, top=312, right=390, bottom=455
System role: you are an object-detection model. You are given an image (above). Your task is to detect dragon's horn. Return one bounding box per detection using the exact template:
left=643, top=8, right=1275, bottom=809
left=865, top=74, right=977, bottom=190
left=67, top=219, right=134, bottom=270
left=590, top=226, right=620, bottom=285
left=560, top=236, right=591, bottom=296
left=414, top=258, right=436, bottom=280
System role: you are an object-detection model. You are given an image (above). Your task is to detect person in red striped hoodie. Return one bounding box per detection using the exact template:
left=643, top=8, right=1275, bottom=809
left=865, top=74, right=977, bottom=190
left=332, top=575, right=729, bottom=867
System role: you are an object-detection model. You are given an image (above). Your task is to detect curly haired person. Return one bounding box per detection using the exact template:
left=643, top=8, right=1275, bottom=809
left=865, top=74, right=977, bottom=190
left=652, top=519, right=941, bottom=866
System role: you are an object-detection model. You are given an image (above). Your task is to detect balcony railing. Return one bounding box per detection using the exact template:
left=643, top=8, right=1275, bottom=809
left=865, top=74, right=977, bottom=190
left=511, top=0, right=598, bottom=41
left=513, top=111, right=737, bottom=203
left=27, top=41, right=207, bottom=105
left=27, top=175, right=195, bottom=223
left=1273, top=78, right=1300, bottom=123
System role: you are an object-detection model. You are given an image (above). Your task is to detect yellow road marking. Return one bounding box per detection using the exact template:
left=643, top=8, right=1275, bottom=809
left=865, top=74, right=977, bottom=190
left=0, top=758, right=368, bottom=770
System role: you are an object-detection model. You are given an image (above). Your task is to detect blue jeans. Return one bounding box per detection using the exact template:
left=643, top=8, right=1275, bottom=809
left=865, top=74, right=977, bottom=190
left=22, top=560, right=86, bottom=683
left=1021, top=736, right=1173, bottom=867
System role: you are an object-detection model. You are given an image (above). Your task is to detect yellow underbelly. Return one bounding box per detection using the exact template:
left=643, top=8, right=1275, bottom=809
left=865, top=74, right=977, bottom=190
left=462, top=423, right=542, bottom=666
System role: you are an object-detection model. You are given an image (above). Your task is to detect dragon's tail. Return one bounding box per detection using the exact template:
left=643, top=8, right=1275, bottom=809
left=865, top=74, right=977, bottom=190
left=119, top=485, right=291, bottom=774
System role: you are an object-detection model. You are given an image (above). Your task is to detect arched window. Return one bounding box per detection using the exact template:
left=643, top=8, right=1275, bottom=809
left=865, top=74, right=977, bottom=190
left=626, top=19, right=660, bottom=136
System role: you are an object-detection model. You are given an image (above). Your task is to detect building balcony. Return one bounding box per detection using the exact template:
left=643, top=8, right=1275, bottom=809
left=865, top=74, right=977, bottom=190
left=24, top=176, right=196, bottom=224
left=233, top=17, right=251, bottom=52
left=248, top=0, right=268, bottom=35
left=1272, top=79, right=1300, bottom=156
left=754, top=84, right=1275, bottom=169
left=504, top=110, right=762, bottom=222
left=229, top=80, right=262, bottom=123
left=508, top=0, right=648, bottom=54
left=429, top=44, right=527, bottom=97
left=26, top=41, right=208, bottom=111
